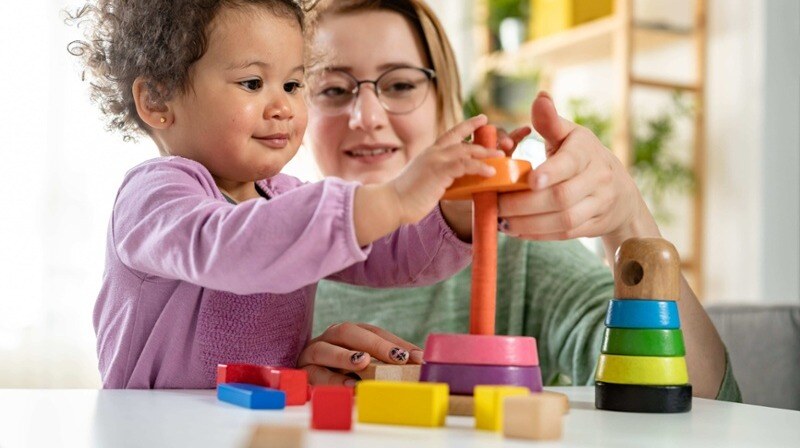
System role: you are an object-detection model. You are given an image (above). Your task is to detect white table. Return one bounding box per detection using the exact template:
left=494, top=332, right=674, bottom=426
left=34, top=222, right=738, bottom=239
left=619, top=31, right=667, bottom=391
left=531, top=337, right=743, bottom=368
left=1, top=387, right=798, bottom=447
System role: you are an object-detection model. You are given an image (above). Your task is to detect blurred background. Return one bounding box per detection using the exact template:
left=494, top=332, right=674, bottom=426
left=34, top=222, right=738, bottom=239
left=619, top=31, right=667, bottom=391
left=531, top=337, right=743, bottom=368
left=0, top=0, right=797, bottom=398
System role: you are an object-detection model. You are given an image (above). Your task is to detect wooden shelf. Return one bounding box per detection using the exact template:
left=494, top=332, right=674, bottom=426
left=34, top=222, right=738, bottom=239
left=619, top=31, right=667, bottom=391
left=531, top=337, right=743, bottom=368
left=478, top=17, right=694, bottom=75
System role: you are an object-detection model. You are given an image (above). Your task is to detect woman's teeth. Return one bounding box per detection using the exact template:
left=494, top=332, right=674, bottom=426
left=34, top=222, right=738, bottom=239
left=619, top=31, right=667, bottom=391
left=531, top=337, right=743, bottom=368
left=348, top=148, right=395, bottom=157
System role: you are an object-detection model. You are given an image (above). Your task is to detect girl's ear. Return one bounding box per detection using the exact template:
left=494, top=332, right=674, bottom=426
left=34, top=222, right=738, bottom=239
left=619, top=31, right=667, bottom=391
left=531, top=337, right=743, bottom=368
left=132, top=77, right=173, bottom=129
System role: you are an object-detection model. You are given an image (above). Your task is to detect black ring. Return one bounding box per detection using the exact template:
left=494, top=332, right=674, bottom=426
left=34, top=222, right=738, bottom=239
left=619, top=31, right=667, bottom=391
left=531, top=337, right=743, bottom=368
left=595, top=381, right=692, bottom=413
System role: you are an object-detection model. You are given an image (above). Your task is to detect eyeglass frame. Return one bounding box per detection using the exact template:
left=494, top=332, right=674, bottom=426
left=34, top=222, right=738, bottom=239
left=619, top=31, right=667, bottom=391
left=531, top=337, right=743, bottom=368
left=306, top=66, right=437, bottom=116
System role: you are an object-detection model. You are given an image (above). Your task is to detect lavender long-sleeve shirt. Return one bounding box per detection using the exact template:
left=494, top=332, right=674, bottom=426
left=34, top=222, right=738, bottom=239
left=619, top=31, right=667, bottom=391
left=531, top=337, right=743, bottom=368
left=93, top=157, right=471, bottom=388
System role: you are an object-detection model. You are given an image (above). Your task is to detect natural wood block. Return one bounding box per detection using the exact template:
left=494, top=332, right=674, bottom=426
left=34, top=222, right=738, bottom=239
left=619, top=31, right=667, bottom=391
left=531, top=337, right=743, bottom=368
left=356, top=380, right=448, bottom=427
left=356, top=360, right=421, bottom=382
left=474, top=385, right=530, bottom=431
left=540, top=390, right=570, bottom=414
left=246, top=425, right=305, bottom=448
left=614, top=237, right=681, bottom=302
left=595, top=354, right=688, bottom=385
left=502, top=394, right=563, bottom=441
left=448, top=395, right=474, bottom=416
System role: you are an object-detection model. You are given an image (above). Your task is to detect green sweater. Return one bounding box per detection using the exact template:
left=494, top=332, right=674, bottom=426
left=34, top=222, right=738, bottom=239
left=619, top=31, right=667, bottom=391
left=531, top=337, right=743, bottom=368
left=314, top=235, right=741, bottom=402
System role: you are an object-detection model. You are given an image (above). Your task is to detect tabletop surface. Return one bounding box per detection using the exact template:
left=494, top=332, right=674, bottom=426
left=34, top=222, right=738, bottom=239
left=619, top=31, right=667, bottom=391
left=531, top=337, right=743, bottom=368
left=1, top=386, right=798, bottom=448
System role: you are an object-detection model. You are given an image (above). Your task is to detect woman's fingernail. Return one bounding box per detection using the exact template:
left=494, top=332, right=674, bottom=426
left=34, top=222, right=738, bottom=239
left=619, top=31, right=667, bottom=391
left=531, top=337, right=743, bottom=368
left=538, top=91, right=552, bottom=101
left=350, top=351, right=366, bottom=364
left=498, top=218, right=510, bottom=232
left=410, top=349, right=424, bottom=364
left=536, top=174, right=549, bottom=189
left=390, top=347, right=409, bottom=363
left=344, top=379, right=357, bottom=387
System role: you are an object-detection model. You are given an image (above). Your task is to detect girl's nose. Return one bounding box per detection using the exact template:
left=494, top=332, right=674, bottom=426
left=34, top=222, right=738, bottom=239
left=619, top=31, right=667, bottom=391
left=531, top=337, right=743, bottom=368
left=348, top=86, right=388, bottom=131
left=266, top=95, right=293, bottom=120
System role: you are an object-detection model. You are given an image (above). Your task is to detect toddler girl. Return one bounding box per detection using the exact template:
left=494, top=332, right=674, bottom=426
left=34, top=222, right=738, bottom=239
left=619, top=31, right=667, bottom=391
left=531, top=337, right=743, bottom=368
left=70, top=0, right=499, bottom=388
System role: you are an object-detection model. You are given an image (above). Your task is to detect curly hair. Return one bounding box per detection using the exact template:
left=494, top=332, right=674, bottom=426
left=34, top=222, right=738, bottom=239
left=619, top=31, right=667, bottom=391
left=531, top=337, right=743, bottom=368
left=67, top=0, right=304, bottom=141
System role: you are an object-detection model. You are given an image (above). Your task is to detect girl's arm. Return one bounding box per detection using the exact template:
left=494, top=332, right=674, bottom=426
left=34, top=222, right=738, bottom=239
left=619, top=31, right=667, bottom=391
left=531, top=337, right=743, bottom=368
left=114, top=158, right=374, bottom=295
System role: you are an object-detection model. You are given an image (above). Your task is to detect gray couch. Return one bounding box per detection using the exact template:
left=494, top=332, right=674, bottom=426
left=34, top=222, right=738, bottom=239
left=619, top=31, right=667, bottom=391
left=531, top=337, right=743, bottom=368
left=707, top=304, right=800, bottom=410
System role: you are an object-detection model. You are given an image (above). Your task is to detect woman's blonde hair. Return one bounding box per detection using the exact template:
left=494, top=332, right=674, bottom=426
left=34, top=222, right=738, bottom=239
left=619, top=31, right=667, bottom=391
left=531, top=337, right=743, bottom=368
left=306, top=0, right=462, bottom=133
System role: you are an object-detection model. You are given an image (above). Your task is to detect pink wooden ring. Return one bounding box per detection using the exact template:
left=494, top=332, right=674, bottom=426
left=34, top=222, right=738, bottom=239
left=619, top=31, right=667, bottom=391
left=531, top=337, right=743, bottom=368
left=423, top=333, right=539, bottom=366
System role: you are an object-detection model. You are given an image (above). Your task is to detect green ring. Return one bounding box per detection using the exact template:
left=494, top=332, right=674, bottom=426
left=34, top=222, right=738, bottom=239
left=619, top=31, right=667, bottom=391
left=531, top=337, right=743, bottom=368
left=601, top=328, right=685, bottom=357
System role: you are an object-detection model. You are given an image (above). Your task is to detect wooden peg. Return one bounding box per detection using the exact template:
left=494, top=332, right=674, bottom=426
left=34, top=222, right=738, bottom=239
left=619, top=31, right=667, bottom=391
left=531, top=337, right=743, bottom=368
left=614, top=237, right=681, bottom=301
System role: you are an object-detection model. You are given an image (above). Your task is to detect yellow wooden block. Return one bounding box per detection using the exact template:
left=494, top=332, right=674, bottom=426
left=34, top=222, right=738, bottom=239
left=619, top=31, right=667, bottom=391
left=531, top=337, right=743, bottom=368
left=474, top=385, right=530, bottom=431
left=356, top=380, right=448, bottom=427
left=595, top=354, right=689, bottom=385
left=531, top=0, right=614, bottom=39
left=503, top=394, right=563, bottom=441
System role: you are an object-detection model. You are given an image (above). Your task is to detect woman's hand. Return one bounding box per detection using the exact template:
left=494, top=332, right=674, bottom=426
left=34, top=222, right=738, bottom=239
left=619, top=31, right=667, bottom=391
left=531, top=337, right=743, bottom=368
left=297, top=322, right=423, bottom=386
left=498, top=92, right=660, bottom=254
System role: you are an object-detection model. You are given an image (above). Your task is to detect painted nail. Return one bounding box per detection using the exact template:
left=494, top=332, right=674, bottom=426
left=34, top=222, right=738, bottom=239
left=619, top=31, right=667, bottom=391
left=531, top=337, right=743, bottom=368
left=538, top=90, right=553, bottom=101
left=350, top=351, right=366, bottom=364
left=344, top=379, right=357, bottom=387
left=410, top=349, right=424, bottom=364
left=498, top=218, right=510, bottom=232
left=390, top=347, right=409, bottom=363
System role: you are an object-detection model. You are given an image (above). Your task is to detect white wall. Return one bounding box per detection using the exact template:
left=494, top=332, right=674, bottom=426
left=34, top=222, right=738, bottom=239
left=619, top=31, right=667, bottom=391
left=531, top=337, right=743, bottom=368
left=760, top=0, right=800, bottom=303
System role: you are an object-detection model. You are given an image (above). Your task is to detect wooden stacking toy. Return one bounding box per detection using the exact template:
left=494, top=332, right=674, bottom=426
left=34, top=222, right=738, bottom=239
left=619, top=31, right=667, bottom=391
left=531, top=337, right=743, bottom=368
left=595, top=237, right=693, bottom=413
left=420, top=126, right=542, bottom=398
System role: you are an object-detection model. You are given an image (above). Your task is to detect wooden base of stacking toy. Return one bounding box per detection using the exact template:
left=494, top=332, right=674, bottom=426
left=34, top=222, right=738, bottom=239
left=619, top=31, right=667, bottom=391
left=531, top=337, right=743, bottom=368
left=595, top=381, right=692, bottom=413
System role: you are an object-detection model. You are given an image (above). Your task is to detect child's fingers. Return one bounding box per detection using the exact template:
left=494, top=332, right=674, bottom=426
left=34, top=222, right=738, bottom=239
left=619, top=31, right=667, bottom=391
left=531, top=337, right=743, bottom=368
left=356, top=323, right=422, bottom=352
left=320, top=322, right=416, bottom=365
left=436, top=114, right=489, bottom=147
left=297, top=340, right=372, bottom=372
left=301, top=364, right=357, bottom=387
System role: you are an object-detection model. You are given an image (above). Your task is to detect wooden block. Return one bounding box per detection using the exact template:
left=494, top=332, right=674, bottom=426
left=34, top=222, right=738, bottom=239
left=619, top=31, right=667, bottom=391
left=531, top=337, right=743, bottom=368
left=217, top=363, right=272, bottom=387
left=356, top=360, right=421, bottom=382
left=356, top=380, right=448, bottom=427
left=605, top=299, right=680, bottom=329
left=216, top=383, right=285, bottom=409
left=474, top=385, right=530, bottom=431
left=601, top=328, right=686, bottom=357
left=448, top=395, right=474, bottom=416
left=311, top=386, right=353, bottom=430
left=595, top=381, right=692, bottom=413
left=503, top=394, right=563, bottom=440
left=246, top=424, right=305, bottom=448
left=595, top=354, right=688, bottom=385
left=267, top=368, right=308, bottom=406
left=614, top=237, right=681, bottom=302
left=423, top=333, right=539, bottom=366
left=420, top=362, right=543, bottom=395
left=540, top=390, right=570, bottom=414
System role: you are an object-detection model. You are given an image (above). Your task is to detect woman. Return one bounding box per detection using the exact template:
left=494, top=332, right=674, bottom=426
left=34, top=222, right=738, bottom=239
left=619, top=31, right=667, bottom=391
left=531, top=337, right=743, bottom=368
left=298, top=0, right=740, bottom=401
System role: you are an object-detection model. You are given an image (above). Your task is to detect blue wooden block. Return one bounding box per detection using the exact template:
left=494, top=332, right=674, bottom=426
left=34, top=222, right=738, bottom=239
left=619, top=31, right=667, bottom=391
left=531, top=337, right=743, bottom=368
left=217, top=383, right=286, bottom=409
left=605, top=299, right=680, bottom=329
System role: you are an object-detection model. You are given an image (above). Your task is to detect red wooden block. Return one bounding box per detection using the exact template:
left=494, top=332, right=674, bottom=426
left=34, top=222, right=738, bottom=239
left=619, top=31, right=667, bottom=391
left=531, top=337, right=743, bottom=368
left=217, top=364, right=272, bottom=387
left=268, top=368, right=308, bottom=406
left=311, top=386, right=353, bottom=431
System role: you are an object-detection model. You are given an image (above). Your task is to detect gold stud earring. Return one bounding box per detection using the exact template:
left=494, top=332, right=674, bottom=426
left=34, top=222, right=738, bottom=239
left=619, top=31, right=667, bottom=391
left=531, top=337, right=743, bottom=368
left=160, top=117, right=166, bottom=123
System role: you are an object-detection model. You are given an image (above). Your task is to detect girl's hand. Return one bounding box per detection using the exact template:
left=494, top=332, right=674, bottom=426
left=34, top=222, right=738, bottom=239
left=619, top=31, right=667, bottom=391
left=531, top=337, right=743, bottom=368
left=297, top=322, right=423, bottom=386
left=498, top=92, right=654, bottom=247
left=389, top=115, right=505, bottom=226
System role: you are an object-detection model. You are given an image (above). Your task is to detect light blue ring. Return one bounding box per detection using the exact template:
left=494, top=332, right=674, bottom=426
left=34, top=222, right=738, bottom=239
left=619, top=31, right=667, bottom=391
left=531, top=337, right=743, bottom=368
left=605, top=299, right=680, bottom=329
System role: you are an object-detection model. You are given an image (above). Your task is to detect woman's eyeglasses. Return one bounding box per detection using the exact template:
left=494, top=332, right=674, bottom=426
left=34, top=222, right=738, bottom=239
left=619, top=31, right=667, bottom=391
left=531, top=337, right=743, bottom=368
left=307, top=67, right=436, bottom=116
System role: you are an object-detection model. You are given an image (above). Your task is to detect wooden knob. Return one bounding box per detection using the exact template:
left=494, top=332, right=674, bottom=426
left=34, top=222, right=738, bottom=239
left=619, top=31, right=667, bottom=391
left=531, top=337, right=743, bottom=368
left=614, top=238, right=681, bottom=302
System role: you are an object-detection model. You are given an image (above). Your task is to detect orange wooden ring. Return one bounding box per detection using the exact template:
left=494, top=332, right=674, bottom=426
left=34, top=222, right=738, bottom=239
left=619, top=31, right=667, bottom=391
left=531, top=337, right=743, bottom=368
left=443, top=158, right=532, bottom=201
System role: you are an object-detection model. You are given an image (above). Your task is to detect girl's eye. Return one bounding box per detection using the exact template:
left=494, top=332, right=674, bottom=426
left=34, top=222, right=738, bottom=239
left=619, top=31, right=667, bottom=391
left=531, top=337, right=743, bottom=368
left=240, top=79, right=263, bottom=91
left=284, top=81, right=304, bottom=94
